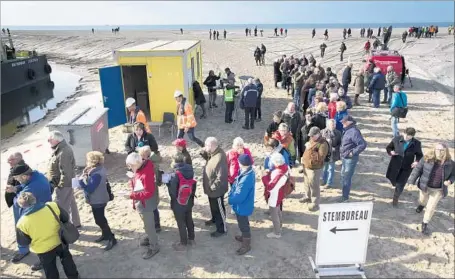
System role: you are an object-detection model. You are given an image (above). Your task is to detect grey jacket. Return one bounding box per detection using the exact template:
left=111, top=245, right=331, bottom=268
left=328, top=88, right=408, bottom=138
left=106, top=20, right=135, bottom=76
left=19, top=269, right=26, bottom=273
left=321, top=128, right=342, bottom=162
left=353, top=74, right=365, bottom=95
left=82, top=166, right=109, bottom=205
left=47, top=140, right=75, bottom=188
left=202, top=147, right=229, bottom=198
left=408, top=159, right=455, bottom=198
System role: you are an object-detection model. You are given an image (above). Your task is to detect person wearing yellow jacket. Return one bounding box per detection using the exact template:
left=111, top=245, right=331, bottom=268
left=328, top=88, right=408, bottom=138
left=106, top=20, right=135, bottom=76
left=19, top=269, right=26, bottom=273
left=16, top=192, right=80, bottom=279
left=174, top=90, right=204, bottom=147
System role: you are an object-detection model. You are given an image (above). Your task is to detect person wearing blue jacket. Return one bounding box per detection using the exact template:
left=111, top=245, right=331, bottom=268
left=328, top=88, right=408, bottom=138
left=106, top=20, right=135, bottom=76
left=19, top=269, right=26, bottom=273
left=389, top=84, right=408, bottom=137
left=6, top=164, right=52, bottom=269
left=240, top=78, right=259, bottom=130
left=228, top=154, right=255, bottom=255
left=339, top=115, right=367, bottom=202
left=264, top=138, right=291, bottom=171
left=335, top=101, right=349, bottom=132
left=368, top=67, right=386, bottom=108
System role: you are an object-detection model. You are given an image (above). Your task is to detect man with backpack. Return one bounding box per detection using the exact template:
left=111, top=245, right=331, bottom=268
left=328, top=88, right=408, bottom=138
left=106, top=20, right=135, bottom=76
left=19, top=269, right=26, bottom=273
left=300, top=127, right=329, bottom=211
left=165, top=154, right=196, bottom=251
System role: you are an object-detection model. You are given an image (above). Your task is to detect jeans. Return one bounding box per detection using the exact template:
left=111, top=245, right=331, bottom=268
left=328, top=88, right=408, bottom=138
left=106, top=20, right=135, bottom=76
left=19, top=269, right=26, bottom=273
left=13, top=204, right=29, bottom=254
left=391, top=116, right=399, bottom=137
left=322, top=161, right=336, bottom=186
left=372, top=89, right=381, bottom=108
left=384, top=86, right=393, bottom=103
left=208, top=196, right=227, bottom=233
left=38, top=244, right=79, bottom=279
left=342, top=84, right=349, bottom=95
left=92, top=205, right=114, bottom=239
left=208, top=90, right=217, bottom=107
left=177, top=127, right=204, bottom=147
left=236, top=215, right=251, bottom=238
left=281, top=74, right=288, bottom=89
left=293, top=87, right=301, bottom=110
left=341, top=156, right=359, bottom=199
left=243, top=107, right=255, bottom=129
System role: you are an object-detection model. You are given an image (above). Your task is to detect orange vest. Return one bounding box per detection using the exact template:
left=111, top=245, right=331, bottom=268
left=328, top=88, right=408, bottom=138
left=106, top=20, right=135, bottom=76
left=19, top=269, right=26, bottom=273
left=131, top=110, right=151, bottom=133
left=177, top=101, right=197, bottom=129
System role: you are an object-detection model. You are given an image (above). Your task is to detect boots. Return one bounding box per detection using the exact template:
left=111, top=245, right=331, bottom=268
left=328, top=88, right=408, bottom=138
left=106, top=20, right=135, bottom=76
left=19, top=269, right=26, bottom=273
left=236, top=237, right=251, bottom=255
left=104, top=236, right=117, bottom=251
left=392, top=188, right=400, bottom=207
left=421, top=222, right=430, bottom=235
left=368, top=93, right=372, bottom=103
left=95, top=233, right=109, bottom=243
left=354, top=95, right=360, bottom=106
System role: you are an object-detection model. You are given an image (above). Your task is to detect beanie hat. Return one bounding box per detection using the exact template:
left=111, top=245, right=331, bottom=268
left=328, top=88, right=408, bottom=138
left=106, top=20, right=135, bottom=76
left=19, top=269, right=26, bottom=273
left=11, top=164, right=31, bottom=176
left=238, top=154, right=252, bottom=166
left=173, top=138, right=187, bottom=148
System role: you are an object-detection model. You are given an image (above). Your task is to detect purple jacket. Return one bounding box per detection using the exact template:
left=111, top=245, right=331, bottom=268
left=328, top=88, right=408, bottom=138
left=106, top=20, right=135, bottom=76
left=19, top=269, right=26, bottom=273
left=340, top=123, right=367, bottom=158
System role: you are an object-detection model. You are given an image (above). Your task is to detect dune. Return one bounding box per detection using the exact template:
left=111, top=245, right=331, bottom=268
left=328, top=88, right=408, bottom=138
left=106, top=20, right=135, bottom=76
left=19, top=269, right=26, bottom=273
left=1, top=28, right=454, bottom=278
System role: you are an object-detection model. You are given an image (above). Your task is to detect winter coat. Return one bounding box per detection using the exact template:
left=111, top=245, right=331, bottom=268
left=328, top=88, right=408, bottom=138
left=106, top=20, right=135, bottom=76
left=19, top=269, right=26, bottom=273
left=226, top=148, right=254, bottom=185
left=263, top=164, right=289, bottom=207
left=5, top=160, right=24, bottom=208
left=302, top=137, right=329, bottom=170
left=338, top=95, right=353, bottom=110
left=386, top=71, right=399, bottom=87
left=282, top=111, right=302, bottom=141
left=312, top=113, right=327, bottom=131
left=272, top=132, right=296, bottom=159
left=273, top=62, right=282, bottom=82
left=79, top=165, right=109, bottom=206
left=256, top=82, right=263, bottom=107
left=353, top=73, right=365, bottom=95
left=13, top=171, right=52, bottom=217
left=240, top=84, right=259, bottom=108
left=321, top=128, right=342, bottom=162
left=369, top=72, right=386, bottom=91
left=129, top=160, right=157, bottom=212
left=254, top=48, right=262, bottom=59
left=408, top=159, right=455, bottom=198
left=202, top=147, right=229, bottom=198
left=228, top=166, right=255, bottom=216
left=47, top=140, right=75, bottom=188
left=179, top=148, right=193, bottom=166
left=193, top=81, right=206, bottom=105
left=264, top=144, right=291, bottom=170
left=385, top=136, right=423, bottom=186
left=166, top=163, right=196, bottom=212
left=340, top=122, right=367, bottom=159
left=125, top=130, right=159, bottom=155
left=203, top=75, right=220, bottom=90
left=342, top=66, right=352, bottom=86
left=390, top=91, right=408, bottom=113
left=335, top=110, right=348, bottom=132
left=327, top=101, right=337, bottom=119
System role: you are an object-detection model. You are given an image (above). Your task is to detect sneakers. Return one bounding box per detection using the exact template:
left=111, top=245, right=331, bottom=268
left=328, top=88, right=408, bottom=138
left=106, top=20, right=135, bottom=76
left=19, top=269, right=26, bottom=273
left=235, top=235, right=243, bottom=242
left=210, top=231, right=226, bottom=238
left=172, top=242, right=188, bottom=251
left=308, top=204, right=320, bottom=212
left=11, top=252, right=29, bottom=263
left=266, top=232, right=281, bottom=239
left=142, top=248, right=160, bottom=259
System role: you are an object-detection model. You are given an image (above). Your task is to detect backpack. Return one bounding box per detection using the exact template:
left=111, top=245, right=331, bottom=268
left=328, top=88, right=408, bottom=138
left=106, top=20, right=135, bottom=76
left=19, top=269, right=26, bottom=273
left=175, top=171, right=196, bottom=206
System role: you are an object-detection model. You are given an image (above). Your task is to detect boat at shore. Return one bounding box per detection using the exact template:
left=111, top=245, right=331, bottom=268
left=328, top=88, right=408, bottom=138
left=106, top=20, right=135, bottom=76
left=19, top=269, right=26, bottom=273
left=1, top=30, right=54, bottom=95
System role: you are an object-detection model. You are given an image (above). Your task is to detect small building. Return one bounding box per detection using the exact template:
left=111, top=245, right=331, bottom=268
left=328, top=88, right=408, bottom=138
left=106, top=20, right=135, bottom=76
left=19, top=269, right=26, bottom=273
left=99, top=40, right=202, bottom=128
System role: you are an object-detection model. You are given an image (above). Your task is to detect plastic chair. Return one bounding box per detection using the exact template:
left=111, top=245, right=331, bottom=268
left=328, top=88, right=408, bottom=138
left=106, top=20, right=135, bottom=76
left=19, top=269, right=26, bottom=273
left=159, top=112, right=176, bottom=137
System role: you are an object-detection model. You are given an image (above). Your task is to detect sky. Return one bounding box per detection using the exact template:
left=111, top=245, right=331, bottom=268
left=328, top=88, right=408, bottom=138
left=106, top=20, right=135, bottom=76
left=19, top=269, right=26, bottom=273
left=1, top=1, right=454, bottom=26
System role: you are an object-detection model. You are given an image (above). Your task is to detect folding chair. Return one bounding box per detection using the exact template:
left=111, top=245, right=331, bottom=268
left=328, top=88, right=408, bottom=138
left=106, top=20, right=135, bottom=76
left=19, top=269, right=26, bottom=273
left=159, top=112, right=176, bottom=138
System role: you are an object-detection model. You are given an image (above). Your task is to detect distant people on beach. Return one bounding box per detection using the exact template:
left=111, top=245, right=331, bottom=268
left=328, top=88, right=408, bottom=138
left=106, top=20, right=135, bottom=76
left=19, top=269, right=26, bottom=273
left=224, top=29, right=227, bottom=39
left=260, top=29, right=263, bottom=36
left=324, top=29, right=328, bottom=40
left=180, top=28, right=183, bottom=35
left=210, top=29, right=212, bottom=40
left=92, top=28, right=94, bottom=34
left=112, top=27, right=120, bottom=34
left=254, top=26, right=258, bottom=37
left=274, top=27, right=278, bottom=36
left=285, top=29, right=288, bottom=36
left=2, top=28, right=5, bottom=34
left=312, top=28, right=316, bottom=39
left=280, top=28, right=283, bottom=36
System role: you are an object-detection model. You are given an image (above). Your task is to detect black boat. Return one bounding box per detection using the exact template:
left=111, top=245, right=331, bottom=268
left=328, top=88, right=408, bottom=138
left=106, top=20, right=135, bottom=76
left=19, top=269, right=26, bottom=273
left=1, top=29, right=53, bottom=95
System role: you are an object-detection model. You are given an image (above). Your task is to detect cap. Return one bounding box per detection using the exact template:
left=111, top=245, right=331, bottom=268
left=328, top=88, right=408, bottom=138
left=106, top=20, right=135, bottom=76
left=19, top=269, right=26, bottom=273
left=308, top=127, right=321, bottom=137
left=174, top=90, right=183, bottom=98
left=172, top=138, right=187, bottom=148
left=341, top=115, right=355, bottom=123
left=238, top=154, right=252, bottom=166
left=125, top=98, right=136, bottom=108
left=11, top=163, right=31, bottom=176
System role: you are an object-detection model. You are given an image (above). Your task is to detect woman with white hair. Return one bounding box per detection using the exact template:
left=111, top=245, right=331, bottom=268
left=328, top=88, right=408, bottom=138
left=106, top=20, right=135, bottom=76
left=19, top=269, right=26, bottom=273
left=272, top=123, right=296, bottom=165
left=227, top=137, right=254, bottom=187
left=337, top=87, right=352, bottom=109
left=262, top=153, right=290, bottom=238
left=408, top=143, right=455, bottom=235
left=384, top=65, right=399, bottom=105
left=124, top=152, right=160, bottom=259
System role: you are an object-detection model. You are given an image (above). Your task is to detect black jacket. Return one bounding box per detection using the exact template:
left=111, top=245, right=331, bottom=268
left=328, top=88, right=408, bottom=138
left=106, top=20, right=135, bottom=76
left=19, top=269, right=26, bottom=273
left=266, top=120, right=284, bottom=138
left=203, top=75, right=220, bottom=89
left=282, top=111, right=301, bottom=141
left=125, top=131, right=158, bottom=154
left=166, top=163, right=196, bottom=212
left=273, top=62, right=282, bottom=81
left=386, top=136, right=423, bottom=186
left=342, top=66, right=352, bottom=86
left=193, top=81, right=206, bottom=105
left=181, top=149, right=193, bottom=166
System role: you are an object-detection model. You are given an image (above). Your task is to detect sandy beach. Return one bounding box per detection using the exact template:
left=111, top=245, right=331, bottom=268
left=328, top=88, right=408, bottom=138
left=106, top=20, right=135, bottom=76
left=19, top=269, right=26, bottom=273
left=1, top=28, right=454, bottom=278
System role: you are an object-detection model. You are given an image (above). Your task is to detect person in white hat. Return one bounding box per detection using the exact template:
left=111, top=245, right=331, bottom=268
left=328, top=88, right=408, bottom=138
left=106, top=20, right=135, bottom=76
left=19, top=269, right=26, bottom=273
left=125, top=97, right=151, bottom=133
left=174, top=90, right=204, bottom=147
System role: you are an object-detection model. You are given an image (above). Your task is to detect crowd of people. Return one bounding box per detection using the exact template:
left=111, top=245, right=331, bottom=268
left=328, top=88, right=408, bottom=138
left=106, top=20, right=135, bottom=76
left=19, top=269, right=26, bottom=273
left=4, top=26, right=455, bottom=279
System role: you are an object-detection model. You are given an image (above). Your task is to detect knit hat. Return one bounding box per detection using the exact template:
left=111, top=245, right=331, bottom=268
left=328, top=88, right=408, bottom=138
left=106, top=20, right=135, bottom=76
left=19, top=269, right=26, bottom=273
left=11, top=163, right=31, bottom=176
left=308, top=127, right=321, bottom=137
left=173, top=138, right=187, bottom=148
left=238, top=154, right=252, bottom=166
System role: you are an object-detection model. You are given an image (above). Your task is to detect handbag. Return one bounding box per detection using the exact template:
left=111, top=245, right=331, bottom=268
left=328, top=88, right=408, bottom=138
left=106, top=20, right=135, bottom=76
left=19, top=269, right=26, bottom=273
left=391, top=93, right=408, bottom=118
left=46, top=204, right=80, bottom=245
left=106, top=179, right=114, bottom=201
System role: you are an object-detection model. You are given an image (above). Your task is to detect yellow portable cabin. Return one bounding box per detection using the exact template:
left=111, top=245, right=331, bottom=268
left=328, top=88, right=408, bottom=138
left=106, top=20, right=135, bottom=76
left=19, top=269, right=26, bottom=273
left=98, top=40, right=202, bottom=128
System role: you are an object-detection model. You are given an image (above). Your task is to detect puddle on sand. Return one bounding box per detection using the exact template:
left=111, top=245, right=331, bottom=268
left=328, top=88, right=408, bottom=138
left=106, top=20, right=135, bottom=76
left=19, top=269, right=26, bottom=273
left=1, top=63, right=81, bottom=139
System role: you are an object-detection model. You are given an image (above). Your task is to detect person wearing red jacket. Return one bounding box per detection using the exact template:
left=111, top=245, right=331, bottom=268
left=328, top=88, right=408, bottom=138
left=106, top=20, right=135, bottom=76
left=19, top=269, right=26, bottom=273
left=364, top=40, right=371, bottom=54
left=226, top=137, right=254, bottom=185
left=327, top=93, right=338, bottom=119
left=262, top=153, right=290, bottom=239
left=125, top=152, right=159, bottom=259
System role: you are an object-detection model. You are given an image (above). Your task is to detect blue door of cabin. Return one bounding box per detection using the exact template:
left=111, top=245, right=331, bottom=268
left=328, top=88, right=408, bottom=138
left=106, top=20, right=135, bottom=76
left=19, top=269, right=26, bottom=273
left=99, top=66, right=127, bottom=128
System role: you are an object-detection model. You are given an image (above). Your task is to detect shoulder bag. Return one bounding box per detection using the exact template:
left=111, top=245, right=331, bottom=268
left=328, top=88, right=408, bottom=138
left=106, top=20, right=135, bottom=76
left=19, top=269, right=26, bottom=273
left=391, top=93, right=408, bottom=118
left=46, top=204, right=80, bottom=245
